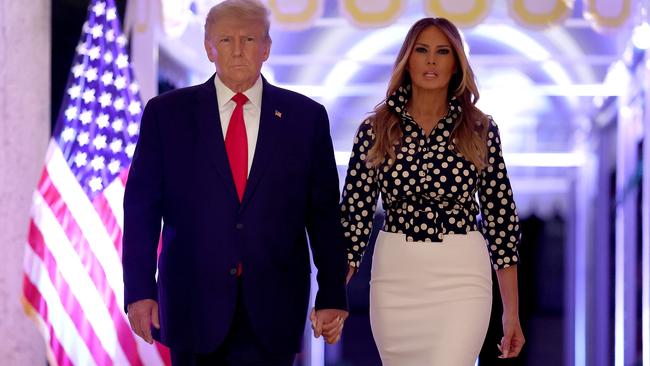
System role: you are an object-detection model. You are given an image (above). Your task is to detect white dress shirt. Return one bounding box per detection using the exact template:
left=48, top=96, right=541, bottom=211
left=214, top=74, right=263, bottom=175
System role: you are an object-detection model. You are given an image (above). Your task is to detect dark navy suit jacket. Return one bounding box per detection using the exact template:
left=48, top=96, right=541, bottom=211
left=122, top=75, right=348, bottom=354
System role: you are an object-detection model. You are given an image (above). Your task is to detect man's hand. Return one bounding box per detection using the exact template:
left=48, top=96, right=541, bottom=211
left=310, top=308, right=348, bottom=344
left=127, top=299, right=159, bottom=344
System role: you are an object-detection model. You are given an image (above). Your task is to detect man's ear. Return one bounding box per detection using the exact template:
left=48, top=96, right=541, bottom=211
left=204, top=40, right=216, bottom=62
left=262, top=38, right=272, bottom=61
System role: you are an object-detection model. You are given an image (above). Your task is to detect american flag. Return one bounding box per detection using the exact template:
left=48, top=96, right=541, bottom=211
left=22, top=0, right=170, bottom=364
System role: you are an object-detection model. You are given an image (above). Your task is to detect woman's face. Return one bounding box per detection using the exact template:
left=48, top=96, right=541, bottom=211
left=407, top=25, right=457, bottom=93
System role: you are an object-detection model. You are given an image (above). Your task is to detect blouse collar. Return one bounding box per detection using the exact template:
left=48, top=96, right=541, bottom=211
left=386, top=83, right=462, bottom=128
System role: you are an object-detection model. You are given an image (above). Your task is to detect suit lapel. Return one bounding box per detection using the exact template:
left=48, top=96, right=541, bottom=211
left=240, top=77, right=281, bottom=211
left=195, top=75, right=240, bottom=204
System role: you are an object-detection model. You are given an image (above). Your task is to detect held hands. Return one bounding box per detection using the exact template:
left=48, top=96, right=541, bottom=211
left=498, top=313, right=525, bottom=358
left=307, top=265, right=355, bottom=344
left=308, top=265, right=355, bottom=344
left=127, top=299, right=160, bottom=344
left=310, top=308, right=349, bottom=344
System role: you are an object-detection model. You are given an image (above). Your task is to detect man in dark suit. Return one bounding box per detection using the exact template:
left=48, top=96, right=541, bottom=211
left=122, top=0, right=348, bottom=364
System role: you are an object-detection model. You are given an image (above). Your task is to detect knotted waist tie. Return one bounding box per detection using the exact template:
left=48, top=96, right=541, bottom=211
left=386, top=196, right=447, bottom=242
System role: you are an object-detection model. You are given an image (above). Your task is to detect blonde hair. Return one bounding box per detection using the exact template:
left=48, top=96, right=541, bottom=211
left=366, top=17, right=489, bottom=171
left=204, top=0, right=271, bottom=40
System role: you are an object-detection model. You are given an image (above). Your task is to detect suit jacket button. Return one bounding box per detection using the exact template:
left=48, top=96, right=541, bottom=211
left=230, top=268, right=237, bottom=275
left=236, top=223, right=244, bottom=230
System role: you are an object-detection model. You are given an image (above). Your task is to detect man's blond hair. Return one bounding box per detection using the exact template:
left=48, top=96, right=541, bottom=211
left=204, top=0, right=271, bottom=40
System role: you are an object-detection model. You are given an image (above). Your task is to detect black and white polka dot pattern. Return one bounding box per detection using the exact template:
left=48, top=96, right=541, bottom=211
left=340, top=84, right=520, bottom=271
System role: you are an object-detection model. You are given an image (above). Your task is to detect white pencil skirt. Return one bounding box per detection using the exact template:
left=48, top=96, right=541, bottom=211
left=369, top=230, right=493, bottom=366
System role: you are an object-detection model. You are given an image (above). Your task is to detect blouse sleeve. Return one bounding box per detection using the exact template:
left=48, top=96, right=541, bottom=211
left=340, top=119, right=381, bottom=270
left=478, top=118, right=521, bottom=270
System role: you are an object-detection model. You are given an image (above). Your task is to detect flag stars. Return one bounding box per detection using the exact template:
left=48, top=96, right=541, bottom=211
left=108, top=159, right=121, bottom=174
left=74, top=152, right=88, bottom=167
left=114, top=76, right=126, bottom=90
left=88, top=46, right=101, bottom=60
left=77, top=132, right=90, bottom=146
left=65, top=106, right=78, bottom=121
left=125, top=143, right=136, bottom=158
left=103, top=51, right=113, bottom=64
left=93, top=134, right=108, bottom=150
left=90, top=156, right=105, bottom=171
left=109, top=139, right=123, bottom=153
left=57, top=5, right=141, bottom=195
left=105, top=29, right=115, bottom=42
left=127, top=122, right=139, bottom=136
left=112, top=118, right=124, bottom=132
left=89, top=177, right=104, bottom=192
left=79, top=110, right=93, bottom=125
left=101, top=71, right=113, bottom=86
left=114, top=97, right=125, bottom=111
left=116, top=54, right=129, bottom=69
left=129, top=83, right=139, bottom=94
left=99, top=93, right=112, bottom=108
left=106, top=7, right=117, bottom=21
left=68, top=85, right=82, bottom=99
left=128, top=100, right=142, bottom=115
left=76, top=43, right=88, bottom=56
left=82, top=89, right=95, bottom=104
left=85, top=67, right=98, bottom=82
left=116, top=35, right=127, bottom=47
left=92, top=1, right=106, bottom=17
left=96, top=113, right=110, bottom=128
left=72, top=64, right=85, bottom=78
left=62, top=127, right=76, bottom=142
left=90, top=24, right=103, bottom=39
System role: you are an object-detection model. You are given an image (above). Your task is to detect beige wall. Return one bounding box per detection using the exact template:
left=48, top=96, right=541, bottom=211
left=0, top=0, right=50, bottom=364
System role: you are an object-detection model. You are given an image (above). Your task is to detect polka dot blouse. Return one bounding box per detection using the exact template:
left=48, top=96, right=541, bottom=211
left=340, top=84, right=520, bottom=271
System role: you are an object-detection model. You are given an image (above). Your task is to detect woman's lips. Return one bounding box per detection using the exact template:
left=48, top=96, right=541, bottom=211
left=423, top=71, right=438, bottom=79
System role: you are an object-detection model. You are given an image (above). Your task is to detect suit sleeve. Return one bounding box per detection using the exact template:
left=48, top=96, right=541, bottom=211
left=122, top=98, right=163, bottom=313
left=305, top=104, right=349, bottom=311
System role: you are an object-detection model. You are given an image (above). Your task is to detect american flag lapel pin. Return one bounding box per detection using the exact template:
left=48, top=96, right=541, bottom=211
left=274, top=110, right=282, bottom=118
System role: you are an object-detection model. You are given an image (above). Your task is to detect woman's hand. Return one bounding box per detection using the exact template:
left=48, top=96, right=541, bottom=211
left=310, top=307, right=347, bottom=344
left=345, top=265, right=355, bottom=285
left=498, top=313, right=525, bottom=358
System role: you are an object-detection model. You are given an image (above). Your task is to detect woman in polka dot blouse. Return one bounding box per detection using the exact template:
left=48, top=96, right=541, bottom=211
left=340, top=18, right=525, bottom=365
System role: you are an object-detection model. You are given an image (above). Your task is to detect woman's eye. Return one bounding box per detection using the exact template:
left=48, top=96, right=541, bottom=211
left=438, top=48, right=450, bottom=55
left=415, top=47, right=427, bottom=53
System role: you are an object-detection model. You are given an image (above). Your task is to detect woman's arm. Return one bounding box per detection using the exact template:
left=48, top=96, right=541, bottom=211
left=496, top=265, right=519, bottom=316
left=496, top=265, right=525, bottom=358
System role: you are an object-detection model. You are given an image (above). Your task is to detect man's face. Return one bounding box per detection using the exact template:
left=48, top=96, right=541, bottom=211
left=204, top=19, right=271, bottom=91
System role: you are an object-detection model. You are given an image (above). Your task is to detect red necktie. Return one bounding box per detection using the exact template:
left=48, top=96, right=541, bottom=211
left=225, top=93, right=249, bottom=202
